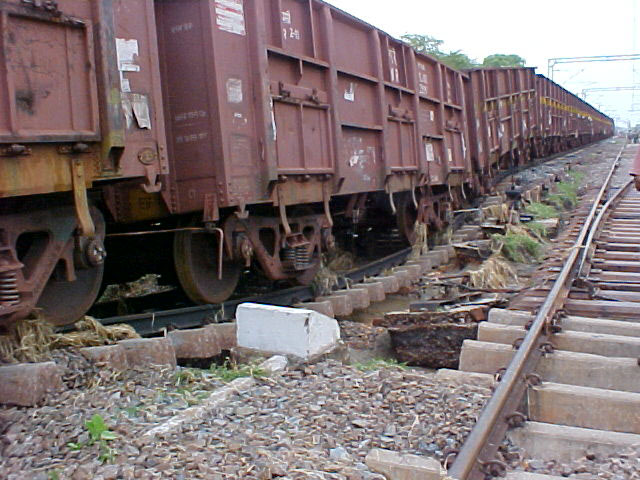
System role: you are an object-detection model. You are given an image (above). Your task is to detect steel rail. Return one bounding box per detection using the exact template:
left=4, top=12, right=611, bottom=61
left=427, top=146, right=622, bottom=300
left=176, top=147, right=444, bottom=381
left=577, top=179, right=634, bottom=277
left=449, top=143, right=627, bottom=480
left=95, top=246, right=414, bottom=336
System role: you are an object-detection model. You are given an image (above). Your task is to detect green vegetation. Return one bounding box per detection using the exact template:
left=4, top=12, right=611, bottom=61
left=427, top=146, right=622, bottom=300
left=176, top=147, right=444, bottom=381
left=527, top=170, right=585, bottom=220
left=482, top=54, right=526, bottom=67
left=85, top=414, right=117, bottom=444
left=526, top=221, right=549, bottom=240
left=400, top=34, right=526, bottom=70
left=208, top=361, right=267, bottom=383
left=492, top=232, right=543, bottom=263
left=547, top=180, right=580, bottom=209
left=568, top=170, right=586, bottom=183
left=67, top=414, right=118, bottom=464
left=354, top=358, right=407, bottom=372
left=174, top=368, right=202, bottom=386
left=122, top=405, right=141, bottom=418
left=525, top=202, right=559, bottom=219
left=545, top=171, right=585, bottom=210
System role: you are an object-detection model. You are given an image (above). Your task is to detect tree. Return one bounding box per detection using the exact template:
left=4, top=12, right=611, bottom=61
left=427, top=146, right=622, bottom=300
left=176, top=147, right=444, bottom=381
left=401, top=33, right=528, bottom=71
left=401, top=34, right=477, bottom=69
left=440, top=50, right=476, bottom=70
left=400, top=34, right=444, bottom=56
left=482, top=54, right=526, bottom=67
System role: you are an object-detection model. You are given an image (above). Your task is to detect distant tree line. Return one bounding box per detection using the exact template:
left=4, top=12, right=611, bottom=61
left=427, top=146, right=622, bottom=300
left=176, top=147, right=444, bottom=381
left=400, top=34, right=526, bottom=70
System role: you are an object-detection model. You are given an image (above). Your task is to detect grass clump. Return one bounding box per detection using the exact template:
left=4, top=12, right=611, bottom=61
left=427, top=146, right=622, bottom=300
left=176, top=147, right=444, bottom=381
left=526, top=221, right=549, bottom=240
left=354, top=358, right=407, bottom=372
left=174, top=368, right=203, bottom=386
left=568, top=170, right=586, bottom=183
left=547, top=176, right=581, bottom=210
left=492, top=232, right=543, bottom=263
left=525, top=202, right=558, bottom=219
left=208, top=360, right=267, bottom=382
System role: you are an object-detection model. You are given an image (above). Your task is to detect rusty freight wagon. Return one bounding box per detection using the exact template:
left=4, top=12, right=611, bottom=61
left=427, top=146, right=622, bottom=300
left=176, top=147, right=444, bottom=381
left=104, top=0, right=475, bottom=302
left=535, top=74, right=614, bottom=155
left=0, top=0, right=167, bottom=326
left=465, top=67, right=540, bottom=189
left=0, top=0, right=473, bottom=327
left=0, top=0, right=612, bottom=329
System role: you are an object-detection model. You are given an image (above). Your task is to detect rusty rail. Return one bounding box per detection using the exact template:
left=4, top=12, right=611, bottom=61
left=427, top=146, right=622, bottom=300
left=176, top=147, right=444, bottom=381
left=448, top=144, right=628, bottom=480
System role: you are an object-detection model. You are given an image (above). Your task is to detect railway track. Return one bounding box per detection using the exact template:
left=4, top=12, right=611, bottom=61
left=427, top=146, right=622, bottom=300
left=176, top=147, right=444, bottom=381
left=95, top=247, right=417, bottom=336
left=93, top=142, right=615, bottom=338
left=449, top=142, right=640, bottom=479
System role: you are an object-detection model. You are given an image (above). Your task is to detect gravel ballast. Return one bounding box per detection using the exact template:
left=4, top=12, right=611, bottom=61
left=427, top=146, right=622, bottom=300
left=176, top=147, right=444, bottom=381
left=0, top=358, right=491, bottom=479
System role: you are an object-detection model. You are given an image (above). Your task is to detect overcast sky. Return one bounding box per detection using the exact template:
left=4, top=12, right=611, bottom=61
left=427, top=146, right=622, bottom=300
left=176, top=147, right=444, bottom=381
left=326, top=0, right=639, bottom=128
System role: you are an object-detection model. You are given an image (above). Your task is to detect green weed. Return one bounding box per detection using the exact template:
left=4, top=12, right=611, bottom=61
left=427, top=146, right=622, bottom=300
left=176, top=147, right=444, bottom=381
left=526, top=222, right=549, bottom=239
left=547, top=176, right=581, bottom=210
left=525, top=202, right=558, bottom=219
left=354, top=358, right=407, bottom=372
left=208, top=361, right=267, bottom=383
left=174, top=368, right=202, bottom=386
left=493, top=233, right=543, bottom=263
left=85, top=414, right=117, bottom=444
left=98, top=445, right=118, bottom=464
left=67, top=414, right=118, bottom=464
left=568, top=170, right=586, bottom=183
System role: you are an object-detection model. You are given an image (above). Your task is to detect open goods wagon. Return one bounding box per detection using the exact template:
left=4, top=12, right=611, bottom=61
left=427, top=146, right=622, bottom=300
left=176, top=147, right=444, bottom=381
left=0, top=0, right=473, bottom=327
left=0, top=0, right=611, bottom=328
left=0, top=0, right=167, bottom=326
left=534, top=74, right=613, bottom=154
left=465, top=68, right=614, bottom=193
left=465, top=67, right=540, bottom=189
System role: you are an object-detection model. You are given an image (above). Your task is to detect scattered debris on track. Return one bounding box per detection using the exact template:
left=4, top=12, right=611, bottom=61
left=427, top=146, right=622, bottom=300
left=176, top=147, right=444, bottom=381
left=0, top=315, right=138, bottom=364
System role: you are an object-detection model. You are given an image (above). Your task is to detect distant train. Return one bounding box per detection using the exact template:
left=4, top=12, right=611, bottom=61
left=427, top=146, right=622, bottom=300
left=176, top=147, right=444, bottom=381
left=0, top=0, right=613, bottom=328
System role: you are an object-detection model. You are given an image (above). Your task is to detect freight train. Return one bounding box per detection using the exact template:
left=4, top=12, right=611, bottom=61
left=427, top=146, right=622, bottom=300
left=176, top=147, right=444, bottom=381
left=0, top=0, right=614, bottom=328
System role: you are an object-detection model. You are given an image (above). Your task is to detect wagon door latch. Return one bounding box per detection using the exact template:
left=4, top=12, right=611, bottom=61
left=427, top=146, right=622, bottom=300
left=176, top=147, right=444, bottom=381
left=70, top=156, right=95, bottom=238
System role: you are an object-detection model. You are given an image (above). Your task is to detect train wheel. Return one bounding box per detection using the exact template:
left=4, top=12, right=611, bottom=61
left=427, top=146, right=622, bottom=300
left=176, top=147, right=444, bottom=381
left=37, top=209, right=106, bottom=326
left=174, top=227, right=240, bottom=304
left=396, top=193, right=418, bottom=245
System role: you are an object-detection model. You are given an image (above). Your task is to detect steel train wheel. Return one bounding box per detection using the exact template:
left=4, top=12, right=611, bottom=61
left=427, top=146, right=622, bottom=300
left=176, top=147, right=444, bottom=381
left=174, top=228, right=241, bottom=304
left=37, top=209, right=106, bottom=326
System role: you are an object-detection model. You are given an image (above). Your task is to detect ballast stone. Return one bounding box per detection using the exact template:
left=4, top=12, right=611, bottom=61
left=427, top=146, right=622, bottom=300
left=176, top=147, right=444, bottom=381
left=236, top=303, right=340, bottom=360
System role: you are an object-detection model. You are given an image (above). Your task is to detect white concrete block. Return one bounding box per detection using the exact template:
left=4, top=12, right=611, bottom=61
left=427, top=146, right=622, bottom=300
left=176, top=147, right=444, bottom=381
left=236, top=303, right=340, bottom=359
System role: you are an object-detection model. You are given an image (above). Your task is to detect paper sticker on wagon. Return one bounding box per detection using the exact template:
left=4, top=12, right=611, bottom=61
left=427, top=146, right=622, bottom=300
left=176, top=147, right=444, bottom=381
left=215, top=0, right=246, bottom=36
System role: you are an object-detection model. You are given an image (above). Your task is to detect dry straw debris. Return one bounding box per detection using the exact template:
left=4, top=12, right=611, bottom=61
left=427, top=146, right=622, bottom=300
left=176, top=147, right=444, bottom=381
left=312, top=246, right=356, bottom=296
left=410, top=221, right=429, bottom=259
left=468, top=254, right=519, bottom=290
left=0, top=313, right=138, bottom=364
left=482, top=203, right=511, bottom=224
left=51, top=317, right=138, bottom=349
